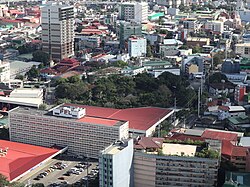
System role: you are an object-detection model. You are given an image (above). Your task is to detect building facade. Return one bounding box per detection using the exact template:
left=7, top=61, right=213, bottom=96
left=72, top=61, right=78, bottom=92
left=235, top=43, right=250, bottom=58
left=134, top=151, right=219, bottom=187
left=119, top=21, right=142, bottom=49
left=0, top=60, right=10, bottom=82
left=41, top=2, right=74, bottom=61
left=9, top=104, right=129, bottom=159
left=128, top=36, right=147, bottom=57
left=119, top=2, right=148, bottom=23
left=99, top=139, right=134, bottom=187
left=204, top=21, right=224, bottom=34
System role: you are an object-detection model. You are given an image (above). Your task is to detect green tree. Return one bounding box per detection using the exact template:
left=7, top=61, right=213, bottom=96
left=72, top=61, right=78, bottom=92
left=179, top=45, right=189, bottom=50
left=32, top=51, right=50, bottom=66
left=15, top=74, right=24, bottom=80
left=208, top=72, right=228, bottom=84
left=111, top=60, right=128, bottom=68
left=0, top=173, right=9, bottom=187
left=68, top=75, right=81, bottom=84
left=0, top=127, right=9, bottom=140
left=146, top=45, right=153, bottom=57
left=26, top=66, right=39, bottom=79
left=39, top=104, right=47, bottom=110
left=192, top=46, right=202, bottom=53
left=213, top=51, right=225, bottom=67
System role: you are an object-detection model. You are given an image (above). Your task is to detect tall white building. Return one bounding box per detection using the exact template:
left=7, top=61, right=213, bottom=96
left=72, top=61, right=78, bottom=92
left=128, top=36, right=147, bottom=57
left=119, top=2, right=148, bottom=23
left=9, top=104, right=129, bottom=159
left=41, top=2, right=74, bottom=61
left=99, top=139, right=134, bottom=187
left=0, top=60, right=10, bottom=82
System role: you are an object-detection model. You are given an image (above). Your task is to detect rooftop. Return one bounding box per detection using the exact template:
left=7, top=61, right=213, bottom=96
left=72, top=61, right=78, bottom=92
left=239, top=137, right=250, bottom=147
left=162, top=143, right=197, bottom=157
left=0, top=140, right=59, bottom=181
left=64, top=104, right=173, bottom=131
left=143, top=61, right=172, bottom=66
left=12, top=104, right=173, bottom=130
left=202, top=129, right=238, bottom=141
left=102, top=140, right=131, bottom=155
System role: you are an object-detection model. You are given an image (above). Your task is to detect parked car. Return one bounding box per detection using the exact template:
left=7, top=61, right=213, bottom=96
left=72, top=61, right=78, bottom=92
left=58, top=177, right=65, bottom=180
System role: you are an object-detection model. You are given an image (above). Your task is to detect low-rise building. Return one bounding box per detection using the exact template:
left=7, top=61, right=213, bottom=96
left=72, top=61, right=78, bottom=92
left=9, top=104, right=129, bottom=159
left=121, top=66, right=146, bottom=76
left=235, top=43, right=250, bottom=58
left=204, top=20, right=224, bottom=34
left=186, top=37, right=210, bottom=47
left=128, top=36, right=147, bottom=57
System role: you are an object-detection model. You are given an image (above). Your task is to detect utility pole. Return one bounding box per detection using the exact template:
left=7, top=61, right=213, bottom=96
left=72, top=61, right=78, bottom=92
left=198, top=87, right=200, bottom=118
left=211, top=52, right=214, bottom=72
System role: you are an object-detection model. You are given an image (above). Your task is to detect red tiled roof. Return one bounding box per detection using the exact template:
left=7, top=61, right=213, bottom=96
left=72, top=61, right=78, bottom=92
left=134, top=137, right=164, bottom=149
left=222, top=140, right=247, bottom=157
left=0, top=140, right=59, bottom=181
left=40, top=68, right=57, bottom=74
left=201, top=130, right=238, bottom=142
left=221, top=140, right=233, bottom=156
left=77, top=116, right=119, bottom=126
left=0, top=18, right=22, bottom=23
left=64, top=104, right=173, bottom=131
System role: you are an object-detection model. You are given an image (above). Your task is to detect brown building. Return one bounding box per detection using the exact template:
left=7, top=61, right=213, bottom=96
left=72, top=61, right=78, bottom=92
left=41, top=2, right=74, bottom=61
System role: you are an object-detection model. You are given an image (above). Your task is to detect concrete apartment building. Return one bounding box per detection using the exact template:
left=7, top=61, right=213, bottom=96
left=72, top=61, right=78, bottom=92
left=0, top=60, right=10, bottom=82
left=119, top=21, right=142, bottom=48
left=235, top=43, right=250, bottom=58
left=41, top=2, right=74, bottom=61
left=128, top=36, right=147, bottom=57
left=204, top=21, right=224, bottom=34
left=133, top=137, right=219, bottom=187
left=9, top=104, right=129, bottom=159
left=119, top=2, right=148, bottom=23
left=99, top=139, right=134, bottom=187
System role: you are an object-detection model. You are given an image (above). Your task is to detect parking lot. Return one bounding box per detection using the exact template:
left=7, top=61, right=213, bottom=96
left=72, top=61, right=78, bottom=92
left=19, top=157, right=99, bottom=187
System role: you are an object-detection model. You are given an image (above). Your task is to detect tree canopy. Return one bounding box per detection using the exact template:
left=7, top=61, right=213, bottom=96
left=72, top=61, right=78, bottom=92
left=208, top=72, right=228, bottom=84
left=32, top=51, right=50, bottom=66
left=55, top=72, right=197, bottom=109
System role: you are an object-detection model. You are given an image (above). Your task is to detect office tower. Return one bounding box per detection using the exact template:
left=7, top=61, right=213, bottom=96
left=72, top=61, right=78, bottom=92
left=119, top=2, right=148, bottom=23
left=41, top=2, right=74, bottom=61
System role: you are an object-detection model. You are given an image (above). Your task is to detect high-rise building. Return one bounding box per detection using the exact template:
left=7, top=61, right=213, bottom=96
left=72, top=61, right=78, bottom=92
left=99, top=139, right=134, bottom=187
left=128, top=36, right=147, bottom=57
left=9, top=104, right=129, bottom=159
left=119, top=21, right=142, bottom=49
left=119, top=2, right=148, bottom=23
left=41, top=2, right=74, bottom=61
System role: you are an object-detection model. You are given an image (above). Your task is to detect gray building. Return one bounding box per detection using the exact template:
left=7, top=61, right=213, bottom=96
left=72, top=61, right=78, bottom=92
left=119, top=21, right=142, bottom=49
left=9, top=104, right=129, bottom=159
